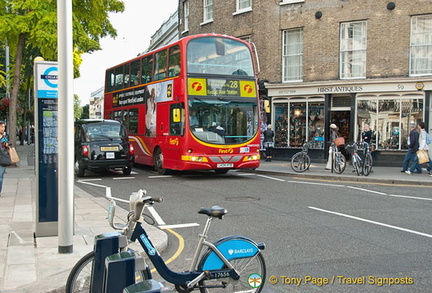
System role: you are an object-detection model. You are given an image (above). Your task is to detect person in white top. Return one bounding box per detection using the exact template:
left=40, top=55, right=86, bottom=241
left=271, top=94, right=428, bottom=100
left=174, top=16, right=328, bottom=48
left=417, top=122, right=432, bottom=176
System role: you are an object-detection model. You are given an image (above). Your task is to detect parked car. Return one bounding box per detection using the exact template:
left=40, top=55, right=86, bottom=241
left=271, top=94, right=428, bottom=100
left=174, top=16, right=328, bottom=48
left=74, top=119, right=134, bottom=177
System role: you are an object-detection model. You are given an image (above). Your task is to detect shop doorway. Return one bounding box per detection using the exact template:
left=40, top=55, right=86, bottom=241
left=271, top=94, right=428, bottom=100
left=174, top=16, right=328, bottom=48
left=330, top=110, right=350, bottom=140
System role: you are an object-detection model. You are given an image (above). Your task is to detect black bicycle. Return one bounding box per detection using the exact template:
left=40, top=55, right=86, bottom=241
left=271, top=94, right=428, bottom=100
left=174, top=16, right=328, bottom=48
left=290, top=142, right=311, bottom=173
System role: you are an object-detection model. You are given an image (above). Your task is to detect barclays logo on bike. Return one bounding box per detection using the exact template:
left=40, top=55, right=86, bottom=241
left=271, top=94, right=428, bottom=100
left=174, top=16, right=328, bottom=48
left=228, top=248, right=254, bottom=255
left=140, top=234, right=156, bottom=256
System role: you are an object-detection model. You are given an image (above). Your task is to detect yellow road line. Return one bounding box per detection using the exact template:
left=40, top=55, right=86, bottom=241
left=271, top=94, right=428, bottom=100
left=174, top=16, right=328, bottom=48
left=150, top=228, right=184, bottom=273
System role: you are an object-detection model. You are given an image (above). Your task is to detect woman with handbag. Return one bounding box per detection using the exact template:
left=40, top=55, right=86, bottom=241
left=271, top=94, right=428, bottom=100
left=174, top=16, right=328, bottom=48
left=417, top=122, right=432, bottom=175
left=325, top=123, right=341, bottom=170
left=0, top=121, right=10, bottom=196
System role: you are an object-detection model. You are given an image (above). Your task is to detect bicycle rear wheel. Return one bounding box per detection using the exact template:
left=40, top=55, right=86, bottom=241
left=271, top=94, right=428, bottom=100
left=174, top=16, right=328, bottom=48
left=362, top=153, right=373, bottom=176
left=332, top=153, right=346, bottom=174
left=290, top=152, right=311, bottom=173
left=198, top=253, right=266, bottom=293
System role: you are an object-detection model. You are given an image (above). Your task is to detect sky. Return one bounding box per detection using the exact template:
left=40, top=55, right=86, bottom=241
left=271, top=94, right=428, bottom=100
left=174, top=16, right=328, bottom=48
left=73, top=0, right=178, bottom=105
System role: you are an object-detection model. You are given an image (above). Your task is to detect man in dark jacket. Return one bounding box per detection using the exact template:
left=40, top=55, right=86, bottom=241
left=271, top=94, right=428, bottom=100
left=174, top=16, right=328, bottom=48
left=402, top=122, right=421, bottom=174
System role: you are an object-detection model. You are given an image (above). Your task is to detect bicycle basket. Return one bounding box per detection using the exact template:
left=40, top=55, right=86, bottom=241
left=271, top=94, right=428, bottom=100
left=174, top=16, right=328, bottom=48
left=333, top=137, right=345, bottom=147
left=346, top=143, right=358, bottom=153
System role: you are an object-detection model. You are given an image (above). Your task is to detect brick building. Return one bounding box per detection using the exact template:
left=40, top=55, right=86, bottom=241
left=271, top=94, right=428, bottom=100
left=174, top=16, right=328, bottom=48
left=178, top=0, right=432, bottom=166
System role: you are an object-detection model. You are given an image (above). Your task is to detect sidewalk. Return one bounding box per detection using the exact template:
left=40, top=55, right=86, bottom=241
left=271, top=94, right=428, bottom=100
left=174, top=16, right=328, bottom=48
left=255, top=158, right=432, bottom=186
left=0, top=145, right=430, bottom=293
left=0, top=144, right=168, bottom=293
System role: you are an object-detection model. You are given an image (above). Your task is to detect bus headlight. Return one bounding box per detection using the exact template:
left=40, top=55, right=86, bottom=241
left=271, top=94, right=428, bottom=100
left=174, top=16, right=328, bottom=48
left=243, top=154, right=260, bottom=161
left=181, top=155, right=209, bottom=162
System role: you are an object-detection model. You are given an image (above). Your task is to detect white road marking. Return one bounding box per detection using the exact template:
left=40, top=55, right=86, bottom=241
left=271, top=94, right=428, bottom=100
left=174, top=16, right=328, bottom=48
left=159, top=223, right=200, bottom=229
left=346, top=186, right=387, bottom=195
left=148, top=175, right=173, bottom=179
left=309, top=206, right=432, bottom=239
left=147, top=206, right=166, bottom=225
left=389, top=194, right=432, bottom=201
left=256, top=174, right=286, bottom=182
left=76, top=180, right=107, bottom=188
left=113, top=177, right=136, bottom=180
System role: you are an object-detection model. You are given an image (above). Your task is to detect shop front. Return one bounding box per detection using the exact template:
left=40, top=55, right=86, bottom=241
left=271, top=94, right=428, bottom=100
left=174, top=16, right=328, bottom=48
left=266, top=78, right=432, bottom=166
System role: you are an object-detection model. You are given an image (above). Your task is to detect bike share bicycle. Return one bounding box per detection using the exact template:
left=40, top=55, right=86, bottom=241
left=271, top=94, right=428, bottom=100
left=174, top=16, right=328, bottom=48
left=291, top=142, right=312, bottom=173
left=66, top=189, right=266, bottom=293
left=345, top=141, right=374, bottom=176
left=330, top=142, right=346, bottom=174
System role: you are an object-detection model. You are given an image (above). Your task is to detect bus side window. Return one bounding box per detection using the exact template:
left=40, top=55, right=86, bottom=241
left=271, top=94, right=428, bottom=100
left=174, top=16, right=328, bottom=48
left=141, top=55, right=153, bottom=84
left=115, top=66, right=123, bottom=90
left=154, top=50, right=167, bottom=81
left=124, top=63, right=130, bottom=87
left=131, top=60, right=140, bottom=86
left=106, top=69, right=115, bottom=92
left=168, top=45, right=181, bottom=77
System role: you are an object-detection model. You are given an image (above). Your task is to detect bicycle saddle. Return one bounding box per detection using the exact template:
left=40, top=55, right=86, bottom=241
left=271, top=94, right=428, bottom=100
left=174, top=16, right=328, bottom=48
left=198, top=206, right=227, bottom=219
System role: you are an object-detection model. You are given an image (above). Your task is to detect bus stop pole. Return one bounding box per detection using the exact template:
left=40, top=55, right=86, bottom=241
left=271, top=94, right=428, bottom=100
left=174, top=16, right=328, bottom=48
left=57, top=0, right=74, bottom=253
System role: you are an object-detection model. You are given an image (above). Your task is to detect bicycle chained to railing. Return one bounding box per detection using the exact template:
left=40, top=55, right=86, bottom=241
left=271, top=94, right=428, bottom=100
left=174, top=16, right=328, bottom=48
left=66, top=189, right=266, bottom=293
left=290, top=142, right=312, bottom=173
left=345, top=141, right=375, bottom=176
left=330, top=142, right=346, bottom=174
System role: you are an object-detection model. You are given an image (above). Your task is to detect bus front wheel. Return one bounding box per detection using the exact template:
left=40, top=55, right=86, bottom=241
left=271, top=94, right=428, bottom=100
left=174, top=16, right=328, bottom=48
left=154, top=148, right=170, bottom=175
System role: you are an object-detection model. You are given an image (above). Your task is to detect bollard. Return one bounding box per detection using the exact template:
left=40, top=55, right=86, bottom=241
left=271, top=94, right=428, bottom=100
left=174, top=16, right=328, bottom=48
left=104, top=251, right=145, bottom=293
left=91, top=231, right=126, bottom=292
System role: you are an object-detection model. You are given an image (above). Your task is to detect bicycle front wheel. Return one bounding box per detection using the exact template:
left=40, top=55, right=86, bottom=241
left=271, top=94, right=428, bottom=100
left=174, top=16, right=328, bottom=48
left=362, top=153, right=373, bottom=176
left=199, top=253, right=266, bottom=293
left=290, top=152, right=311, bottom=173
left=333, top=153, right=346, bottom=174
left=353, top=156, right=362, bottom=176
left=66, top=251, right=94, bottom=293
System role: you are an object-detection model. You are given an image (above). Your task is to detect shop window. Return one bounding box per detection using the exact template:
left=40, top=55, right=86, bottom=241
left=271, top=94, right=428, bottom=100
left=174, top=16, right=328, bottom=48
left=357, top=97, right=424, bottom=150
left=274, top=100, right=324, bottom=149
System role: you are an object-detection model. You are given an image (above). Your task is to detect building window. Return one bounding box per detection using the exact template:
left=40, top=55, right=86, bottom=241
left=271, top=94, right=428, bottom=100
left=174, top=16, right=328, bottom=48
left=410, top=15, right=432, bottom=76
left=356, top=96, right=424, bottom=150
left=183, top=1, right=189, bottom=33
left=274, top=100, right=324, bottom=149
left=282, top=29, right=303, bottom=82
left=203, top=0, right=213, bottom=23
left=235, top=0, right=252, bottom=14
left=340, top=21, right=367, bottom=79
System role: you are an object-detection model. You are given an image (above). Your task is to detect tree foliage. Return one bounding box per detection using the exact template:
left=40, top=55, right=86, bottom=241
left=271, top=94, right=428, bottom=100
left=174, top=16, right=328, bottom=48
left=0, top=0, right=125, bottom=143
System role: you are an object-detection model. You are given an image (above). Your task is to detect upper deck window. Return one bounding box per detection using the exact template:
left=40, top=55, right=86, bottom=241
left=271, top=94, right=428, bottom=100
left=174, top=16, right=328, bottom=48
left=187, top=37, right=254, bottom=77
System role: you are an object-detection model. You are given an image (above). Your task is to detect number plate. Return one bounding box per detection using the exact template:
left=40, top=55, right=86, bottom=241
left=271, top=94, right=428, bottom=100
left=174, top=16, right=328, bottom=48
left=217, top=163, right=233, bottom=168
left=106, top=152, right=115, bottom=159
left=101, top=146, right=119, bottom=151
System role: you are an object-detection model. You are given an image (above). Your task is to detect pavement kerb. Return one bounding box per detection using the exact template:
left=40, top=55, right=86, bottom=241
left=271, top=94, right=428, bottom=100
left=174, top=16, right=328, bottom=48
left=246, top=168, right=432, bottom=186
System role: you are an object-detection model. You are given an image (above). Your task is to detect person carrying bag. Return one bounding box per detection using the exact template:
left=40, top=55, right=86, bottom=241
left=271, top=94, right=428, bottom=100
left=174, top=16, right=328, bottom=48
left=0, top=121, right=11, bottom=196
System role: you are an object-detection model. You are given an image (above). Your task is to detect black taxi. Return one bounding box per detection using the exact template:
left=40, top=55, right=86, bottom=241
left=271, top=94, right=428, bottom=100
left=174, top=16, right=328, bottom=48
left=74, top=119, right=134, bottom=177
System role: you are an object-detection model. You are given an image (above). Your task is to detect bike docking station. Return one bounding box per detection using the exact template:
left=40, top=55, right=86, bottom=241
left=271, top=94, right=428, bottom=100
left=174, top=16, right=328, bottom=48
left=88, top=195, right=168, bottom=293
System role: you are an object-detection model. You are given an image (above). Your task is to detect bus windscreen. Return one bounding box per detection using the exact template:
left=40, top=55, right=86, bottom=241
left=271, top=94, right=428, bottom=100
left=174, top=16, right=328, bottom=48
left=187, top=37, right=254, bottom=76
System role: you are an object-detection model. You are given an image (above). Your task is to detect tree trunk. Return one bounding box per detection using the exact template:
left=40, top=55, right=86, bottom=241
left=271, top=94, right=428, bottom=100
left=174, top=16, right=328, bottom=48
left=8, top=33, right=26, bottom=146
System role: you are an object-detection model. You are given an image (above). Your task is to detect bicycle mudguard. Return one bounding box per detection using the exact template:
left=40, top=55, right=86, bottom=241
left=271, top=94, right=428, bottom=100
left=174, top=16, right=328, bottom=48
left=199, top=236, right=263, bottom=271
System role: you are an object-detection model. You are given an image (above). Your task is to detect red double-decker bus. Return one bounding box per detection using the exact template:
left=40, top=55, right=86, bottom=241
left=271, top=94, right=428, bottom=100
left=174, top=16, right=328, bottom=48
left=104, top=34, right=261, bottom=174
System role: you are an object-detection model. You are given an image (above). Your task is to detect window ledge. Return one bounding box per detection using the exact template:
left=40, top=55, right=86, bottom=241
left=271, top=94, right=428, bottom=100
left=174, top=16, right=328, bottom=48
left=181, top=29, right=189, bottom=35
left=233, top=7, right=252, bottom=16
left=200, top=19, right=213, bottom=26
left=280, top=0, right=305, bottom=6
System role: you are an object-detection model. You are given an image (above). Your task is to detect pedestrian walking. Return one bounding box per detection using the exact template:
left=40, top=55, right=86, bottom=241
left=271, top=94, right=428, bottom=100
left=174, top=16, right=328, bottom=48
left=416, top=122, right=432, bottom=175
left=263, top=124, right=274, bottom=162
left=402, top=122, right=421, bottom=175
left=0, top=121, right=10, bottom=196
